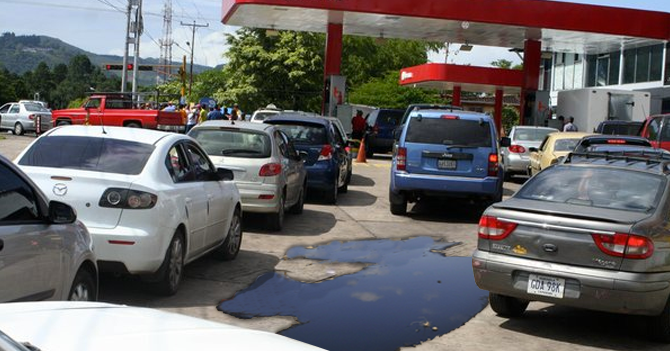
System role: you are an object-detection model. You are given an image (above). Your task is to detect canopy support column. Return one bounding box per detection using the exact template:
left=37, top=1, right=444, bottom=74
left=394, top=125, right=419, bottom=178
left=520, top=39, right=541, bottom=125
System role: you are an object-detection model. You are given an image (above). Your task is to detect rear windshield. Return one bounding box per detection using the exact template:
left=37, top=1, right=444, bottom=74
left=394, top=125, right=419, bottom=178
left=23, top=102, right=48, bottom=112
left=18, top=136, right=154, bottom=175
left=600, top=123, right=643, bottom=135
left=554, top=138, right=580, bottom=152
left=269, top=122, right=327, bottom=145
left=575, top=137, right=651, bottom=152
left=513, top=128, right=556, bottom=142
left=516, top=166, right=664, bottom=212
left=406, top=117, right=492, bottom=147
left=253, top=112, right=278, bottom=122
left=189, top=128, right=271, bottom=158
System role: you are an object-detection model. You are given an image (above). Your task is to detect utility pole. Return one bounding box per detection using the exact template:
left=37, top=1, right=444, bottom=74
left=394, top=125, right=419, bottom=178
left=131, top=0, right=143, bottom=97
left=121, top=0, right=143, bottom=98
left=159, top=0, right=174, bottom=83
left=121, top=0, right=133, bottom=92
left=180, top=20, right=208, bottom=95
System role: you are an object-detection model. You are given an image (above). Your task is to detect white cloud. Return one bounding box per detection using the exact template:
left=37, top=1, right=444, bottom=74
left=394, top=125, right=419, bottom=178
left=351, top=292, right=383, bottom=302
left=429, top=44, right=522, bottom=68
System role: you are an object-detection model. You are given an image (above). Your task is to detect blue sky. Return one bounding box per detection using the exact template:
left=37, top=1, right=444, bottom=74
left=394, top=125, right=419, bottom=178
left=0, top=0, right=668, bottom=67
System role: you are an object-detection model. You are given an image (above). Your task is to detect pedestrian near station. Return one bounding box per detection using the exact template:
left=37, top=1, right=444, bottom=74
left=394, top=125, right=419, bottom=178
left=351, top=110, right=366, bottom=141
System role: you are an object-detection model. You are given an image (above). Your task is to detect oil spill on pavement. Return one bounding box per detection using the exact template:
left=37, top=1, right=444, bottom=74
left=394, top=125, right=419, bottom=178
left=218, top=237, right=488, bottom=351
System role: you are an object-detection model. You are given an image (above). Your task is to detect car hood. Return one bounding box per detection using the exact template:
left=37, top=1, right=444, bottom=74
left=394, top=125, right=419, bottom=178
left=0, top=302, right=324, bottom=351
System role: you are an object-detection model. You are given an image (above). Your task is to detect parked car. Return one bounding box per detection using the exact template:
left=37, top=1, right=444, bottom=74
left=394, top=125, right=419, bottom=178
left=15, top=126, right=242, bottom=296
left=573, top=134, right=651, bottom=153
left=501, top=126, right=558, bottom=180
left=0, top=101, right=52, bottom=135
left=0, top=301, right=326, bottom=351
left=250, top=104, right=282, bottom=123
left=364, top=108, right=404, bottom=158
left=0, top=154, right=97, bottom=302
left=528, top=132, right=593, bottom=176
left=389, top=109, right=507, bottom=215
left=265, top=114, right=350, bottom=204
left=189, top=120, right=307, bottom=231
left=594, top=120, right=644, bottom=135
left=640, top=114, right=670, bottom=151
left=393, top=104, right=464, bottom=154
left=472, top=151, right=670, bottom=342
left=325, top=116, right=353, bottom=182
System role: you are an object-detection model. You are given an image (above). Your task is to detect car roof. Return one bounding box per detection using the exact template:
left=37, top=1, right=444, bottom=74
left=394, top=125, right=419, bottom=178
left=564, top=151, right=670, bottom=175
left=547, top=131, right=595, bottom=140
left=45, top=125, right=180, bottom=145
left=512, top=126, right=558, bottom=131
left=580, top=135, right=649, bottom=142
left=194, top=120, right=274, bottom=132
left=597, top=120, right=643, bottom=125
left=409, top=109, right=493, bottom=121
left=265, top=114, right=331, bottom=126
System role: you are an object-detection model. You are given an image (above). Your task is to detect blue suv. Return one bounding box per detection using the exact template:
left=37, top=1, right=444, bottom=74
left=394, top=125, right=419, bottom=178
left=389, top=109, right=507, bottom=215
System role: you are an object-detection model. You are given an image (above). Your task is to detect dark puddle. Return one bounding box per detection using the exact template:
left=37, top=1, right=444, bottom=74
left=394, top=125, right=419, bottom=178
left=218, top=237, right=488, bottom=351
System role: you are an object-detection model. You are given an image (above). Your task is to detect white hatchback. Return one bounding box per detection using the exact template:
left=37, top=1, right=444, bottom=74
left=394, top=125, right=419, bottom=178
left=15, top=126, right=242, bottom=295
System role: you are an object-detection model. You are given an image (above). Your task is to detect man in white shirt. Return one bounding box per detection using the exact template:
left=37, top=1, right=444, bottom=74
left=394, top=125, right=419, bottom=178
left=563, top=116, right=578, bottom=132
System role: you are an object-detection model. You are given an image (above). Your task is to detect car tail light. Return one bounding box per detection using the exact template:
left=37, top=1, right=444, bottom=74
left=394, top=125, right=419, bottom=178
left=28, top=114, right=35, bottom=120
left=99, top=188, right=157, bottom=209
left=441, top=115, right=460, bottom=120
left=259, top=163, right=282, bottom=177
left=508, top=145, right=526, bottom=153
left=258, top=194, right=275, bottom=200
left=606, top=139, right=626, bottom=144
left=478, top=216, right=517, bottom=240
left=591, top=233, right=654, bottom=259
left=396, top=147, right=407, bottom=171
left=488, top=153, right=499, bottom=177
left=318, top=145, right=333, bottom=161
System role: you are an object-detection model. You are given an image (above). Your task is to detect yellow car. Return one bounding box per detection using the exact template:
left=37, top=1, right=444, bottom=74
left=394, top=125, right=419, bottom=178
left=528, top=132, right=594, bottom=176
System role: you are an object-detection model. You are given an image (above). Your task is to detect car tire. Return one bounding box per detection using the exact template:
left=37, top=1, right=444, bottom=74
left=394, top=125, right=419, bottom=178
left=217, top=208, right=242, bottom=261
left=488, top=292, right=529, bottom=317
left=323, top=179, right=338, bottom=205
left=389, top=190, right=407, bottom=216
left=56, top=120, right=71, bottom=127
left=13, top=122, right=24, bottom=136
left=125, top=122, right=141, bottom=128
left=503, top=170, right=511, bottom=182
left=68, top=267, right=97, bottom=301
left=153, top=231, right=185, bottom=296
left=289, top=185, right=305, bottom=215
left=268, top=192, right=285, bottom=231
left=345, top=170, right=352, bottom=186
left=338, top=179, right=348, bottom=193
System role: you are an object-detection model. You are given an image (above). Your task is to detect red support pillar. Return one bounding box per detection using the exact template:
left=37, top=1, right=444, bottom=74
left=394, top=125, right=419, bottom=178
left=452, top=86, right=462, bottom=107
left=520, top=39, right=541, bottom=125
left=322, top=23, right=343, bottom=115
left=494, top=89, right=503, bottom=135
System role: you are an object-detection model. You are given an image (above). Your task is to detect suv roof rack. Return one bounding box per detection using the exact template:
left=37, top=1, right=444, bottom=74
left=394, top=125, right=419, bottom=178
left=565, top=151, right=670, bottom=173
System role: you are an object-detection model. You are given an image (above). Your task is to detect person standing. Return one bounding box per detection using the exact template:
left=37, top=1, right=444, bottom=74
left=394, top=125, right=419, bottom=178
left=230, top=103, right=241, bottom=121
left=563, top=116, right=578, bottom=132
left=351, top=110, right=366, bottom=141
left=186, top=104, right=198, bottom=133
left=199, top=104, right=208, bottom=124
left=208, top=104, right=223, bottom=120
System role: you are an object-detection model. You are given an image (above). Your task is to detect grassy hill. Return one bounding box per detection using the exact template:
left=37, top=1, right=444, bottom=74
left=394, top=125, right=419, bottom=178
left=0, top=33, right=214, bottom=86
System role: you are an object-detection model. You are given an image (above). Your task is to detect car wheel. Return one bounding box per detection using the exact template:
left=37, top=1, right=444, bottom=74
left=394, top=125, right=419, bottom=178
left=488, top=292, right=529, bottom=317
left=323, top=180, right=338, bottom=205
left=389, top=190, right=407, bottom=215
left=56, top=120, right=71, bottom=127
left=289, top=185, right=305, bottom=215
left=268, top=192, right=285, bottom=231
left=13, top=122, right=24, bottom=136
left=125, top=122, right=141, bottom=128
left=345, top=169, right=352, bottom=185
left=153, top=231, right=185, bottom=296
left=68, top=268, right=97, bottom=301
left=338, top=178, right=348, bottom=193
left=218, top=208, right=242, bottom=260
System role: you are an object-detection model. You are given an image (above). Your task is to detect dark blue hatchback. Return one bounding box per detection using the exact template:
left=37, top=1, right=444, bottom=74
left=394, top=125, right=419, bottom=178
left=265, top=114, right=351, bottom=204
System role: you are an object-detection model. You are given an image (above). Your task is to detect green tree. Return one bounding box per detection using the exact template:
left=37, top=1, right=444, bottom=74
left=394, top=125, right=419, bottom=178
left=502, top=106, right=520, bottom=134
left=491, top=59, right=523, bottom=70
left=349, top=71, right=442, bottom=108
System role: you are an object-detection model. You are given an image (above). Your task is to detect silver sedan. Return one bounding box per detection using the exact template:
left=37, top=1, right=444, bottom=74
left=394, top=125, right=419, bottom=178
left=501, top=126, right=557, bottom=180
left=0, top=101, right=52, bottom=135
left=189, top=121, right=307, bottom=231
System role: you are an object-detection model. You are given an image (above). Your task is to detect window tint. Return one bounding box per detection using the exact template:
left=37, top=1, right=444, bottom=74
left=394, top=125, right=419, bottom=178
left=376, top=110, right=403, bottom=126
left=0, top=104, right=9, bottom=114
left=271, top=122, right=327, bottom=145
left=647, top=118, right=660, bottom=140
left=405, top=117, right=492, bottom=147
left=23, top=102, right=47, bottom=112
left=0, top=164, right=40, bottom=223
left=106, top=99, right=133, bottom=109
left=85, top=99, right=101, bottom=109
left=513, top=128, right=556, bottom=142
left=184, top=143, right=214, bottom=181
left=274, top=132, right=288, bottom=157
left=553, top=138, right=580, bottom=152
left=190, top=128, right=272, bottom=158
left=517, top=166, right=664, bottom=212
left=165, top=145, right=191, bottom=183
left=18, top=136, right=154, bottom=175
left=9, top=105, right=19, bottom=114
left=331, top=123, right=345, bottom=146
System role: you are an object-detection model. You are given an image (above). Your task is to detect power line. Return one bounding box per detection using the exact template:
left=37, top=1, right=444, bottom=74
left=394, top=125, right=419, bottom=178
left=95, top=0, right=124, bottom=13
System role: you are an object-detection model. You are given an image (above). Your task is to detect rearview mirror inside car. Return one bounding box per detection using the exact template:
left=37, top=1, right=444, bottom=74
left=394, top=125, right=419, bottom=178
left=500, top=137, right=511, bottom=147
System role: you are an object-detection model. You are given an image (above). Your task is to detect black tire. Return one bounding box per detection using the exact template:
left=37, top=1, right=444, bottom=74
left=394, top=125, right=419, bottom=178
left=489, top=292, right=529, bottom=318
left=289, top=185, right=305, bottom=215
left=68, top=267, right=97, bottom=301
left=365, top=145, right=374, bottom=159
left=338, top=180, right=348, bottom=193
left=268, top=192, right=285, bottom=231
left=503, top=170, right=512, bottom=182
left=125, top=122, right=141, bottom=128
left=345, top=170, right=352, bottom=185
left=13, top=122, right=24, bottom=136
left=56, top=120, right=71, bottom=127
left=218, top=208, right=242, bottom=261
left=153, top=231, right=185, bottom=296
left=323, top=182, right=338, bottom=204
left=389, top=191, right=407, bottom=215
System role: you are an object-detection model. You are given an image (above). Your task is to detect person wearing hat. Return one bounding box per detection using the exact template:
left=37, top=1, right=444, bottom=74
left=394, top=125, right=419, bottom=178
left=351, top=110, right=366, bottom=141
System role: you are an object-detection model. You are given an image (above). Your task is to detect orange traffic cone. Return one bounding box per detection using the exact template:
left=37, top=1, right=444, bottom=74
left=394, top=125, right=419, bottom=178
left=356, top=137, right=367, bottom=163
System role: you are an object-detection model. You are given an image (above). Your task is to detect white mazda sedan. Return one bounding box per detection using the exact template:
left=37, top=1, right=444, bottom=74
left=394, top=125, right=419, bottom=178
left=15, top=126, right=242, bottom=296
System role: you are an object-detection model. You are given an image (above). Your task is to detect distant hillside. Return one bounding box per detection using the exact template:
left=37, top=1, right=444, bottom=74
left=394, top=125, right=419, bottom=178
left=0, top=33, right=214, bottom=86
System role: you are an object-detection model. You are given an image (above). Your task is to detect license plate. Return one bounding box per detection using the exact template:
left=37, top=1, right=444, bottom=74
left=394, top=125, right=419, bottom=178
left=437, top=159, right=456, bottom=170
left=527, top=274, right=565, bottom=298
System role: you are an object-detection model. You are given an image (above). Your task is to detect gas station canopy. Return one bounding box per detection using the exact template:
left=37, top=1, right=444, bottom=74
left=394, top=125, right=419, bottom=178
left=399, top=64, right=523, bottom=94
left=222, top=0, right=670, bottom=54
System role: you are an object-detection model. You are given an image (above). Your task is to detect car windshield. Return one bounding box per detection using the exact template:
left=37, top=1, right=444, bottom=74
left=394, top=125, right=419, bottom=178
left=253, top=112, right=278, bottom=121
left=23, top=102, right=48, bottom=112
left=18, top=136, right=154, bottom=175
left=554, top=138, right=580, bottom=152
left=270, top=122, right=327, bottom=145
left=190, top=128, right=271, bottom=158
left=514, top=128, right=555, bottom=142
left=405, top=117, right=492, bottom=147
left=516, top=166, right=664, bottom=212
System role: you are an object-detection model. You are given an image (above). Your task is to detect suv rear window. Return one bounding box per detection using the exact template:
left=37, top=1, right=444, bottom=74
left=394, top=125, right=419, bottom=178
left=516, top=166, right=664, bottom=212
left=18, top=136, right=154, bottom=175
left=190, top=128, right=271, bottom=158
left=405, top=117, right=492, bottom=147
left=270, top=122, right=327, bottom=145
left=600, top=123, right=643, bottom=136
left=368, top=110, right=403, bottom=127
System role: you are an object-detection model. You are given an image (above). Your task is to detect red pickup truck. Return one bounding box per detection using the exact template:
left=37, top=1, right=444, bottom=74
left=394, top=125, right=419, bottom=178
left=639, top=114, right=670, bottom=151
left=51, top=94, right=184, bottom=132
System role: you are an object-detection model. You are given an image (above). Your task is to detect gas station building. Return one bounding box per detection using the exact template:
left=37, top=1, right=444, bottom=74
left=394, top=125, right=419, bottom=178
left=222, top=0, right=670, bottom=129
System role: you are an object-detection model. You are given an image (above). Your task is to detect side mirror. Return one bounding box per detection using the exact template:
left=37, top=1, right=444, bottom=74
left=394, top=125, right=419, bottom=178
left=299, top=150, right=309, bottom=161
left=49, top=201, right=77, bottom=224
left=216, top=167, right=234, bottom=181
left=528, top=147, right=539, bottom=153
left=500, top=137, right=511, bottom=147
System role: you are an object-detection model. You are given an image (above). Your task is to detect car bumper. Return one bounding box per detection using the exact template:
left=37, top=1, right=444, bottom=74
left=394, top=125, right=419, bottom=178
left=392, top=172, right=500, bottom=197
left=504, top=154, right=530, bottom=173
left=90, top=224, right=170, bottom=275
left=157, top=124, right=186, bottom=133
left=236, top=182, right=281, bottom=214
left=306, top=162, right=337, bottom=190
left=472, top=249, right=670, bottom=316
